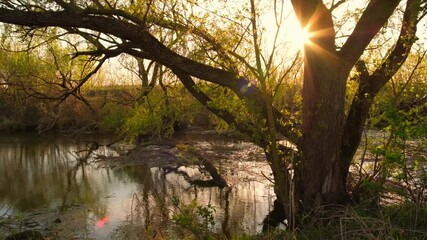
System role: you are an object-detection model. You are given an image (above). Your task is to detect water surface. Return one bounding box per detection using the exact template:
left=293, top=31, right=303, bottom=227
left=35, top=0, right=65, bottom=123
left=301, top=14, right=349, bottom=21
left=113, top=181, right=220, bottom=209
left=0, top=132, right=275, bottom=239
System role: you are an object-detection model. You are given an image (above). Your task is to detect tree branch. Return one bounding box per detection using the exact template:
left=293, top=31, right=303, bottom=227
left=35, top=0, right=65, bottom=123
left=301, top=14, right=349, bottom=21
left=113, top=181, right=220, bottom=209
left=339, top=0, right=401, bottom=68
left=329, top=0, right=347, bottom=12
left=172, top=69, right=267, bottom=146
left=0, top=6, right=299, bottom=145
left=341, top=0, right=422, bottom=179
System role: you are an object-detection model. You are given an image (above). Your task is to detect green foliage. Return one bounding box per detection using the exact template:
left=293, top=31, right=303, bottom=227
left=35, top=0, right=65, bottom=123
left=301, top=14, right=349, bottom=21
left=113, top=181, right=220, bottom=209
left=0, top=40, right=102, bottom=132
left=370, top=100, right=426, bottom=206
left=122, top=87, right=199, bottom=140
left=273, top=78, right=303, bottom=137
left=171, top=196, right=216, bottom=239
left=204, top=85, right=250, bottom=132
left=98, top=103, right=129, bottom=132
left=352, top=56, right=427, bottom=207
left=122, top=104, right=167, bottom=140
left=0, top=51, right=41, bottom=130
left=359, top=178, right=384, bottom=199
left=97, top=85, right=211, bottom=141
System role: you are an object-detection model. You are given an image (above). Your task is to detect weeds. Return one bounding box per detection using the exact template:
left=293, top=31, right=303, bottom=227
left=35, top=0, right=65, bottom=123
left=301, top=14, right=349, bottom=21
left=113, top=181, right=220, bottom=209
left=171, top=196, right=216, bottom=239
left=293, top=204, right=427, bottom=240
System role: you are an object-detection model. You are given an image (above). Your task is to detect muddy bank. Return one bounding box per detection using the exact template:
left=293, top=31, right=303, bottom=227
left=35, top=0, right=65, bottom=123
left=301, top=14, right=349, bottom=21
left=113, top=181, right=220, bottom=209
left=104, top=130, right=267, bottom=169
left=100, top=129, right=271, bottom=190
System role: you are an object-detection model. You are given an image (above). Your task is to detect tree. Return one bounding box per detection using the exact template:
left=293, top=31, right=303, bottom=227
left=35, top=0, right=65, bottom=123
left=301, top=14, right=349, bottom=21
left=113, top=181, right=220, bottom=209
left=291, top=0, right=426, bottom=208
left=0, top=0, right=425, bottom=224
left=0, top=30, right=105, bottom=132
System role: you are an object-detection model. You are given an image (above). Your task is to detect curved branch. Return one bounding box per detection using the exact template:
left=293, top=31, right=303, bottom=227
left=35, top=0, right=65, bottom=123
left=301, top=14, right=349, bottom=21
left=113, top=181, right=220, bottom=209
left=0, top=9, right=240, bottom=87
left=172, top=69, right=266, bottom=146
left=148, top=16, right=239, bottom=72
left=339, top=0, right=401, bottom=68
left=0, top=7, right=299, bottom=145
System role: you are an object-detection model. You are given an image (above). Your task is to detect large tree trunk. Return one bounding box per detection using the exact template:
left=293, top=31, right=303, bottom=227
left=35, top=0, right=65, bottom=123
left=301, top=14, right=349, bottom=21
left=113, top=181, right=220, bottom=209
left=298, top=50, right=349, bottom=207
left=290, top=0, right=401, bottom=209
left=291, top=1, right=351, bottom=208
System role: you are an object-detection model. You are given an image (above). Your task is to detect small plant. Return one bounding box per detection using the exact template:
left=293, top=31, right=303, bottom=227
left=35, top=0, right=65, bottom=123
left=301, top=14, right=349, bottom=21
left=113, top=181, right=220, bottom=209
left=171, top=196, right=216, bottom=239
left=351, top=70, right=427, bottom=208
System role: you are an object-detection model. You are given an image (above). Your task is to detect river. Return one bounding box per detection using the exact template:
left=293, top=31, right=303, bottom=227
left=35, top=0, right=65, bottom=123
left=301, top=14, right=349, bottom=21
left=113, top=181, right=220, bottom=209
left=0, top=132, right=276, bottom=239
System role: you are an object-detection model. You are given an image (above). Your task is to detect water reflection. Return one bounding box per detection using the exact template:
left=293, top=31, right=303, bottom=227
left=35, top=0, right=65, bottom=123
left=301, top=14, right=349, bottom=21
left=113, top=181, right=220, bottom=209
left=0, top=134, right=109, bottom=212
left=111, top=162, right=275, bottom=238
left=0, top=133, right=275, bottom=239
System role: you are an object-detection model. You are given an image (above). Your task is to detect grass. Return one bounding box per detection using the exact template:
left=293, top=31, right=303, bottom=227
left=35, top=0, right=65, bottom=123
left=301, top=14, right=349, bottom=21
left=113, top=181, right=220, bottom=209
left=106, top=202, right=427, bottom=240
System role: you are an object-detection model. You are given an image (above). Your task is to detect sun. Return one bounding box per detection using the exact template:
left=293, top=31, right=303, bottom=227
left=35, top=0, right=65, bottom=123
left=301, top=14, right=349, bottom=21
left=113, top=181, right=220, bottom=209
left=289, top=24, right=312, bottom=50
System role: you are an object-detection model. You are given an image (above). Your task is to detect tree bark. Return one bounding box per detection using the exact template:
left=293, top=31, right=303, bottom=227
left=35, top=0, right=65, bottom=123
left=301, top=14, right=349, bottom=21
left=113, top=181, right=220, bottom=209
left=291, top=1, right=349, bottom=207
left=291, top=0, right=402, bottom=208
left=299, top=51, right=349, bottom=206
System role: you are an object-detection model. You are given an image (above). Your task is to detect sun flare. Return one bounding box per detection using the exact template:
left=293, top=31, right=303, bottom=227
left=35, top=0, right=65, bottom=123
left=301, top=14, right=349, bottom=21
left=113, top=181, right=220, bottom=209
left=290, top=24, right=312, bottom=50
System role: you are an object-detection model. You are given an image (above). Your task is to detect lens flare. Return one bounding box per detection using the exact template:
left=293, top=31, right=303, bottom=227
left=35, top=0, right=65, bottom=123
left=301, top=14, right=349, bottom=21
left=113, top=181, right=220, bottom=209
left=95, top=216, right=110, bottom=228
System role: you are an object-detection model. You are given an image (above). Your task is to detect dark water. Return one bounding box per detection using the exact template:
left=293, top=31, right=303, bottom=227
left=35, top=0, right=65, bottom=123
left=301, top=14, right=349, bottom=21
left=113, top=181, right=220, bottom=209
left=0, top=133, right=275, bottom=239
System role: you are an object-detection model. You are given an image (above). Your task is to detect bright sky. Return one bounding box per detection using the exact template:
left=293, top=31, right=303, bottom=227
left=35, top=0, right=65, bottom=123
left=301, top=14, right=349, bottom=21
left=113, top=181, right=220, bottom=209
left=258, top=2, right=307, bottom=53
left=260, top=0, right=427, bottom=52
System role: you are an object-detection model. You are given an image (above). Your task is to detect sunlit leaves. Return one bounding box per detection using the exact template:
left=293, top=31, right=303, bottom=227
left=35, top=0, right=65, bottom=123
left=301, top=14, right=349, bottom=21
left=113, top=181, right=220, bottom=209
left=357, top=51, right=427, bottom=207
